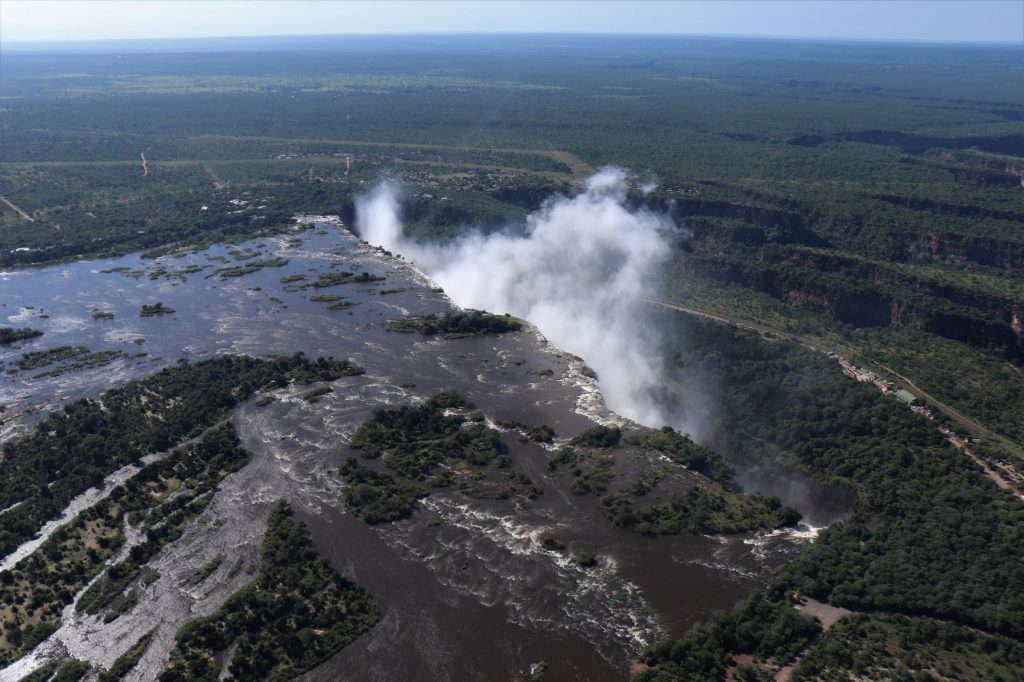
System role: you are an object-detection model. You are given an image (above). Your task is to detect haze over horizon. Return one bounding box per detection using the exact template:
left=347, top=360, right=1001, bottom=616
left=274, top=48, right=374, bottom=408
left=2, top=0, right=1022, bottom=46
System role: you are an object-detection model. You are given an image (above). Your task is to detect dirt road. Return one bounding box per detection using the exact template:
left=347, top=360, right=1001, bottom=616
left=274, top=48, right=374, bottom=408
left=0, top=196, right=33, bottom=222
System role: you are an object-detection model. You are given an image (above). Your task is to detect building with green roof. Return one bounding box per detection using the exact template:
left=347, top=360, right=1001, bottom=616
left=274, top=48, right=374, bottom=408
left=894, top=389, right=916, bottom=404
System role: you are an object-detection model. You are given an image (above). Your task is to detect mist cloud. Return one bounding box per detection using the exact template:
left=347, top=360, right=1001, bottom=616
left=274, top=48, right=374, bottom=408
left=355, top=168, right=676, bottom=427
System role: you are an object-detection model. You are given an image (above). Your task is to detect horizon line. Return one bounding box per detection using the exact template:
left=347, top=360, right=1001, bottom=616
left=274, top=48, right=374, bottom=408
left=3, top=31, right=1022, bottom=50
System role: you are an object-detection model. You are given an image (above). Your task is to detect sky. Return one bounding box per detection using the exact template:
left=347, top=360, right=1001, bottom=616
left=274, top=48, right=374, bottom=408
left=1, top=0, right=1022, bottom=45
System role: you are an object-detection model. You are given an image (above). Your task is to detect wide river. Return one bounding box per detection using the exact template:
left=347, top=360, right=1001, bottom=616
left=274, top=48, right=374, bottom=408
left=0, top=222, right=838, bottom=681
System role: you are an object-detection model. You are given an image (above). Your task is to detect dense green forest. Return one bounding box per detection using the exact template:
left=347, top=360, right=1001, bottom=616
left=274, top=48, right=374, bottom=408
left=794, top=613, right=1024, bottom=681
left=635, top=316, right=1024, bottom=679
left=160, top=501, right=378, bottom=681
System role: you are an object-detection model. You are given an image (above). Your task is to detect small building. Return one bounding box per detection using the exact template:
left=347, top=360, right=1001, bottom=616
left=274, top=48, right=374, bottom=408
left=894, top=389, right=916, bottom=405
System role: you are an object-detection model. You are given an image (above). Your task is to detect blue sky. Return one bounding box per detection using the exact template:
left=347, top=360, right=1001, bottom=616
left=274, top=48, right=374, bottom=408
left=2, top=1, right=1022, bottom=44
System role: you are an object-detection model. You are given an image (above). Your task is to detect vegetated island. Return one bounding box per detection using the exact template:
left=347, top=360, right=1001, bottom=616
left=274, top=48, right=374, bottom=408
left=556, top=425, right=800, bottom=536
left=159, top=501, right=378, bottom=681
left=0, top=328, right=43, bottom=345
left=343, top=390, right=522, bottom=523
left=300, top=271, right=386, bottom=289
left=211, top=256, right=289, bottom=278
left=341, top=389, right=798, bottom=539
left=386, top=310, right=525, bottom=336
left=9, top=345, right=133, bottom=378
left=309, top=294, right=356, bottom=310
left=140, top=302, right=176, bottom=317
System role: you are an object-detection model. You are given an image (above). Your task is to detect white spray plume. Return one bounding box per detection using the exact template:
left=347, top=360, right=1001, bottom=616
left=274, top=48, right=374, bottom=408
left=355, top=168, right=675, bottom=427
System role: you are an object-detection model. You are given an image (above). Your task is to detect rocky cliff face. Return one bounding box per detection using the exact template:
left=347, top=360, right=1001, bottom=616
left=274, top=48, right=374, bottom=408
left=916, top=228, right=1024, bottom=270
left=683, top=254, right=1023, bottom=360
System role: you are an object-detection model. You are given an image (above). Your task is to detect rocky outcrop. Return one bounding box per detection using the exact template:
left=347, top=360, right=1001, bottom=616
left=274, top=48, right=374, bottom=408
left=915, top=228, right=1024, bottom=270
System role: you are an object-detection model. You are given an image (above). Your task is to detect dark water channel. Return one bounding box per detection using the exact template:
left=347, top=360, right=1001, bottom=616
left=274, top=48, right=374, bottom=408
left=1, top=223, right=845, bottom=681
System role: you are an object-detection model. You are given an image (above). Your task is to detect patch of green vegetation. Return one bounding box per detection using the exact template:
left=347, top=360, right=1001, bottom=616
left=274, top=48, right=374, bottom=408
left=97, top=631, right=152, bottom=682
left=349, top=390, right=499, bottom=477
left=793, top=613, right=1024, bottom=681
left=212, top=257, right=288, bottom=278
left=159, top=501, right=378, bottom=681
left=496, top=419, right=555, bottom=443
left=387, top=310, right=523, bottom=336
left=545, top=446, right=578, bottom=473
left=91, top=310, right=115, bottom=320
left=30, top=350, right=130, bottom=379
left=51, top=661, right=91, bottom=682
left=638, top=589, right=820, bottom=681
left=18, top=660, right=91, bottom=682
left=4, top=345, right=137, bottom=379
left=343, top=390, right=541, bottom=521
left=625, top=427, right=735, bottom=483
left=139, top=302, right=175, bottom=317
left=575, top=552, right=598, bottom=568
left=279, top=273, right=305, bottom=284
left=303, top=271, right=385, bottom=288
left=603, top=485, right=800, bottom=536
left=302, top=386, right=332, bottom=403
left=570, top=425, right=622, bottom=448
left=13, top=346, right=89, bottom=370
left=539, top=535, right=566, bottom=551
left=570, top=455, right=616, bottom=495
left=0, top=328, right=42, bottom=345
left=339, top=459, right=428, bottom=524
left=190, top=556, right=223, bottom=586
